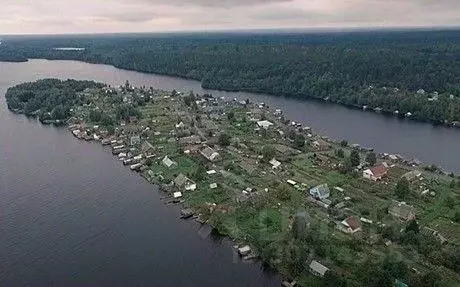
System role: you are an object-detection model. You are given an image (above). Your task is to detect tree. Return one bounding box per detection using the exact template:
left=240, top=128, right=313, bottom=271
left=261, top=145, right=276, bottom=162
left=340, top=140, right=348, bottom=147
left=323, top=270, right=347, bottom=287
left=218, top=132, right=231, bottom=147
left=395, top=178, right=410, bottom=200
left=350, top=150, right=360, bottom=167
left=366, top=152, right=377, bottom=166
left=272, top=183, right=291, bottom=201
left=293, top=134, right=305, bottom=149
left=101, top=114, right=114, bottom=126
left=227, top=111, right=235, bottom=122
left=193, top=163, right=206, bottom=181
left=292, top=212, right=310, bottom=240
left=419, top=271, right=441, bottom=287
left=336, top=149, right=345, bottom=158
left=89, top=109, right=102, bottom=122
left=454, top=210, right=460, bottom=223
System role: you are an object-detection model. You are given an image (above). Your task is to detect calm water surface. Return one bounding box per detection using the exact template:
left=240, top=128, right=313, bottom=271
left=1, top=58, right=459, bottom=286
left=0, top=60, right=280, bottom=286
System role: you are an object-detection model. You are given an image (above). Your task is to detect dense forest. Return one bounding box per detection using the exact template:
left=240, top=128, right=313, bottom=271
left=1, top=30, right=460, bottom=123
left=5, top=79, right=103, bottom=122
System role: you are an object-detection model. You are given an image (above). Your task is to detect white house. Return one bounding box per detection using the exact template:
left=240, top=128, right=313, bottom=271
left=257, top=120, right=274, bottom=129
left=269, top=158, right=281, bottom=169
left=162, top=156, right=177, bottom=168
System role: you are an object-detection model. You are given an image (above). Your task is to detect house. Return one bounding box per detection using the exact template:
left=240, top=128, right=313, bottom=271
left=309, top=260, right=329, bottom=277
left=389, top=201, right=416, bottom=221
left=174, top=173, right=197, bottom=191
left=402, top=170, right=422, bottom=181
left=269, top=158, right=281, bottom=169
left=311, top=139, right=330, bottom=151
left=175, top=121, right=185, bottom=129
left=179, top=135, right=201, bottom=145
left=162, top=156, right=177, bottom=168
left=257, top=120, right=274, bottom=129
left=363, top=164, right=388, bottom=181
left=309, top=184, right=330, bottom=200
left=210, top=183, right=218, bottom=189
left=130, top=135, right=141, bottom=146
left=416, top=89, right=426, bottom=95
left=200, top=145, right=220, bottom=162
left=141, top=141, right=155, bottom=154
left=339, top=216, right=362, bottom=234
left=202, top=119, right=219, bottom=132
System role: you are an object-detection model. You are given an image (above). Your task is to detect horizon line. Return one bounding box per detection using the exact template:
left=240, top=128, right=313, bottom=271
left=1, top=25, right=460, bottom=37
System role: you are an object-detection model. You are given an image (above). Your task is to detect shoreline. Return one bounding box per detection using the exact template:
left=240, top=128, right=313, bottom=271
left=4, top=58, right=460, bottom=129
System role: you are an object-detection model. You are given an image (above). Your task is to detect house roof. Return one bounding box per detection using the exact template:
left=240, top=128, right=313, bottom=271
left=309, top=260, right=329, bottom=276
left=389, top=201, right=415, bottom=219
left=174, top=173, right=192, bottom=187
left=310, top=184, right=330, bottom=197
left=179, top=135, right=201, bottom=145
left=200, top=146, right=218, bottom=159
left=141, top=141, right=154, bottom=152
left=370, top=165, right=388, bottom=177
left=162, top=156, right=176, bottom=167
left=257, top=120, right=274, bottom=128
left=269, top=158, right=281, bottom=168
left=342, top=216, right=361, bottom=231
left=402, top=170, right=422, bottom=181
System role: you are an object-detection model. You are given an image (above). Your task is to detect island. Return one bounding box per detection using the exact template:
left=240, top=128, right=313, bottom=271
left=5, top=79, right=460, bottom=287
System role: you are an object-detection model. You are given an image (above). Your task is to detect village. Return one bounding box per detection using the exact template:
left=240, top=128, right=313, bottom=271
left=66, top=82, right=459, bottom=286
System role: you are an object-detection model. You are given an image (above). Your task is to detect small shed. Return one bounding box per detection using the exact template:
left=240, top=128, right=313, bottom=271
left=309, top=260, right=329, bottom=277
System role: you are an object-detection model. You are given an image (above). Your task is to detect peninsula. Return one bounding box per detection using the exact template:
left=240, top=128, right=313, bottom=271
left=5, top=79, right=460, bottom=287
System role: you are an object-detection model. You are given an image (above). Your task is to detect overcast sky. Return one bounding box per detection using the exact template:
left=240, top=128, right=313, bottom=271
left=1, top=0, right=459, bottom=34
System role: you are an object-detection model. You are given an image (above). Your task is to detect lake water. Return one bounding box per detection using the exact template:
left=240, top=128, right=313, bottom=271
left=0, top=60, right=280, bottom=286
left=0, top=58, right=458, bottom=286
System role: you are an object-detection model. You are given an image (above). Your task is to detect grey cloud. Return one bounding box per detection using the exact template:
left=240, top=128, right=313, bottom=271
left=125, top=0, right=291, bottom=7
left=254, top=8, right=323, bottom=21
left=99, top=12, right=159, bottom=23
left=1, top=0, right=459, bottom=34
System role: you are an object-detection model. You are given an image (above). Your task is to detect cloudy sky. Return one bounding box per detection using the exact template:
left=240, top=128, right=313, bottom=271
left=1, top=0, right=459, bottom=34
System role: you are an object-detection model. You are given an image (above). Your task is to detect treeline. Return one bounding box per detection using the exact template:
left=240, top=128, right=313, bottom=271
left=1, top=30, right=460, bottom=123
left=5, top=79, right=103, bottom=121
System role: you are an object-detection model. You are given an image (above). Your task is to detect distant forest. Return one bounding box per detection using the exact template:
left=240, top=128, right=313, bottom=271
left=1, top=30, right=460, bottom=123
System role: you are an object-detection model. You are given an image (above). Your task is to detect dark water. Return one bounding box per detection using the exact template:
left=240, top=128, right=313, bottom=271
left=0, top=59, right=459, bottom=286
left=0, top=60, right=279, bottom=286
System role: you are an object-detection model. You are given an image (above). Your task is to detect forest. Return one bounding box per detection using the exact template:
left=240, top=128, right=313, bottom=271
left=1, top=30, right=460, bottom=123
left=5, top=78, right=103, bottom=122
